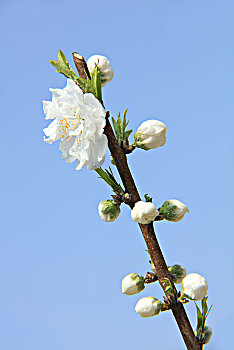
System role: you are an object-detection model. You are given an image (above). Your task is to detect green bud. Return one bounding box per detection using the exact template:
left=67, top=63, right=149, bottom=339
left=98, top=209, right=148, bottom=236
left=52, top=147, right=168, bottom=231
left=168, top=264, right=186, bottom=284
left=98, top=200, right=120, bottom=222
left=159, top=199, right=189, bottom=222
left=196, top=326, right=213, bottom=345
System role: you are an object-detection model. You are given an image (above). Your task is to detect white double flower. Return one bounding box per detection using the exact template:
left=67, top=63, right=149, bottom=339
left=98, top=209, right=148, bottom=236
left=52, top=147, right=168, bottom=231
left=43, top=79, right=107, bottom=170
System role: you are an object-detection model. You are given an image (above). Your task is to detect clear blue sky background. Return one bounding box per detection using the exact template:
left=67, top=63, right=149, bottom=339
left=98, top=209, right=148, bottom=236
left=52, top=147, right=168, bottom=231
left=0, top=0, right=233, bottom=349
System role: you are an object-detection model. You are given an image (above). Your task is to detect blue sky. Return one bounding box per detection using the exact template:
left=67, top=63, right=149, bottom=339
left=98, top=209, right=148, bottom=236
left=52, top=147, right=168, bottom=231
left=0, top=0, right=233, bottom=349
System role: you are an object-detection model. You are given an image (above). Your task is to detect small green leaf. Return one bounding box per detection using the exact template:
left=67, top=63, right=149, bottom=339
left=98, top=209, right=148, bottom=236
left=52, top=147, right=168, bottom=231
left=124, top=129, right=132, bottom=139
left=144, top=194, right=153, bottom=202
left=202, top=297, right=208, bottom=318
left=95, top=167, right=123, bottom=194
left=112, top=109, right=132, bottom=146
left=89, top=64, right=103, bottom=103
left=50, top=50, right=78, bottom=81
left=195, top=302, right=203, bottom=330
left=145, top=249, right=153, bottom=265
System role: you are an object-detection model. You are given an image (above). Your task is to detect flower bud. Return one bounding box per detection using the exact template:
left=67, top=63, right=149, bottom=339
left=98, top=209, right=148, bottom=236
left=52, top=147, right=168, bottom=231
left=98, top=200, right=120, bottom=222
left=135, top=297, right=162, bottom=318
left=134, top=120, right=167, bottom=150
left=122, top=273, right=145, bottom=295
left=202, top=326, right=213, bottom=344
left=195, top=326, right=213, bottom=345
left=182, top=273, right=208, bottom=300
left=168, top=264, right=186, bottom=284
left=131, top=201, right=159, bottom=224
left=87, top=55, right=114, bottom=86
left=159, top=199, right=189, bottom=222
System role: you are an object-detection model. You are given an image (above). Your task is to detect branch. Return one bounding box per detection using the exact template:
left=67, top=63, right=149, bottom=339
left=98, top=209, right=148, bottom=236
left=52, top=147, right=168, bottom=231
left=104, top=118, right=201, bottom=350
left=76, top=54, right=201, bottom=350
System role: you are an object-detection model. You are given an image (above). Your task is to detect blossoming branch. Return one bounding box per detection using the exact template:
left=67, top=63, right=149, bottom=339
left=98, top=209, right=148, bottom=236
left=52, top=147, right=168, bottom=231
left=43, top=50, right=213, bottom=350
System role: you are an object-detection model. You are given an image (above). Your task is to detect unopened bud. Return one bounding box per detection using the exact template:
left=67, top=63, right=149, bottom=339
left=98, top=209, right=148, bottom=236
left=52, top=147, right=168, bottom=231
left=182, top=273, right=208, bottom=300
left=131, top=201, right=159, bottom=224
left=159, top=199, right=189, bottom=222
left=87, top=55, right=114, bottom=86
left=134, top=120, right=167, bottom=150
left=168, top=264, right=186, bottom=284
left=135, top=297, right=162, bottom=318
left=98, top=200, right=120, bottom=222
left=122, top=273, right=145, bottom=295
left=196, top=326, right=213, bottom=345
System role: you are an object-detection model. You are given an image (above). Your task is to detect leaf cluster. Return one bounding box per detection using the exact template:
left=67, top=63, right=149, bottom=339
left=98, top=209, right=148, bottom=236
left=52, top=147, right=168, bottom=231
left=112, top=109, right=132, bottom=146
left=195, top=297, right=213, bottom=332
left=49, top=50, right=102, bottom=103
left=95, top=167, right=123, bottom=194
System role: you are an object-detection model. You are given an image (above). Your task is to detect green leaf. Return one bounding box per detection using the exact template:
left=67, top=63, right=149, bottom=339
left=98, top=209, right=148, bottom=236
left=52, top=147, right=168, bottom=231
left=125, top=129, right=132, bottom=139
left=145, top=249, right=153, bottom=265
left=144, top=194, right=153, bottom=202
left=112, top=117, right=120, bottom=141
left=195, top=302, right=203, bottom=330
left=49, top=50, right=105, bottom=102
left=202, top=297, right=208, bottom=317
left=95, top=167, right=123, bottom=194
left=50, top=50, right=78, bottom=81
left=112, top=109, right=132, bottom=146
left=89, top=65, right=103, bottom=103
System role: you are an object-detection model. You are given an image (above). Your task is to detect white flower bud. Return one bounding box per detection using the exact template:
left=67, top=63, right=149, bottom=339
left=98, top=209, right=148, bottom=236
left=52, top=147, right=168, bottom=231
left=98, top=200, right=120, bottom=222
left=159, top=199, right=189, bottom=222
left=134, top=120, right=167, bottom=150
left=168, top=264, right=186, bottom=284
left=122, top=273, right=145, bottom=295
left=182, top=273, right=208, bottom=300
left=87, top=55, right=114, bottom=87
left=135, top=297, right=162, bottom=318
left=131, top=201, right=159, bottom=224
